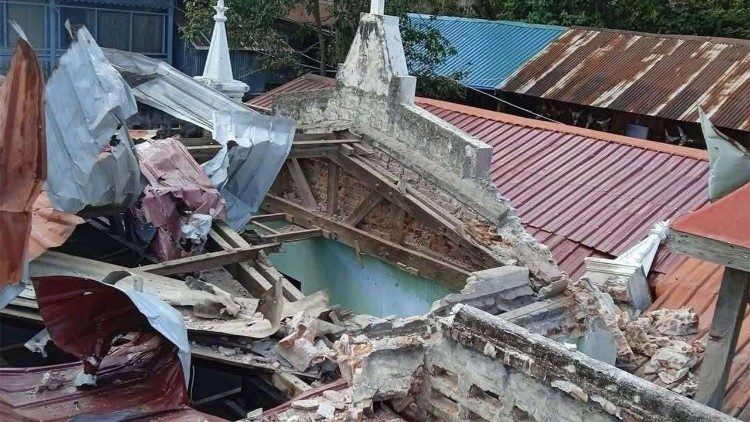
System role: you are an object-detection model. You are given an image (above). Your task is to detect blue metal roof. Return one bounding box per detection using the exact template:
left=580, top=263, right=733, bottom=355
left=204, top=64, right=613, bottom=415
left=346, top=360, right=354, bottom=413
left=406, top=14, right=565, bottom=90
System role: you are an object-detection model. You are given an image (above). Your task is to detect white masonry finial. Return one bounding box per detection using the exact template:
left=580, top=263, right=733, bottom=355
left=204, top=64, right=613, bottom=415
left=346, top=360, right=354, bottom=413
left=370, top=0, right=385, bottom=15
left=194, top=0, right=249, bottom=101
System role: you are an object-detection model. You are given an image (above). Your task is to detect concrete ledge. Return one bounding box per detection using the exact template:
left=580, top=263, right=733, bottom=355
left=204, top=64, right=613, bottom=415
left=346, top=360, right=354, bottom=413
left=449, top=305, right=733, bottom=421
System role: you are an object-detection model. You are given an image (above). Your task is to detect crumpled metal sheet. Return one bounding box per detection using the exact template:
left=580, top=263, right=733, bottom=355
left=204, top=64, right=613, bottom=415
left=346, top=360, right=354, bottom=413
left=32, top=275, right=191, bottom=386
left=102, top=49, right=295, bottom=230
left=132, top=138, right=226, bottom=261
left=0, top=276, right=208, bottom=421
left=45, top=26, right=143, bottom=213
left=0, top=39, right=46, bottom=289
left=700, top=108, right=750, bottom=202
left=28, top=190, right=83, bottom=260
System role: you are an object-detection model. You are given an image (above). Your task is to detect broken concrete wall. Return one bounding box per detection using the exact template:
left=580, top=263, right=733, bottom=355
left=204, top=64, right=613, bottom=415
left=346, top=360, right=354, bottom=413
left=416, top=305, right=732, bottom=422
left=271, top=13, right=562, bottom=287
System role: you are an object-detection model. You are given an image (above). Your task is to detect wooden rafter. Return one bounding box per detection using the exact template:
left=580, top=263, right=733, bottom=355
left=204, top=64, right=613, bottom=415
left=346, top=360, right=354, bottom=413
left=263, top=194, right=469, bottom=290
left=345, top=191, right=384, bottom=226
left=138, top=245, right=279, bottom=276
left=286, top=158, right=317, bottom=210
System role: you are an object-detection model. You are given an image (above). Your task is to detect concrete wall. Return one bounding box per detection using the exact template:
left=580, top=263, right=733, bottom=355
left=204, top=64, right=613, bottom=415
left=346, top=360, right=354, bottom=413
left=415, top=306, right=733, bottom=422
left=269, top=237, right=452, bottom=317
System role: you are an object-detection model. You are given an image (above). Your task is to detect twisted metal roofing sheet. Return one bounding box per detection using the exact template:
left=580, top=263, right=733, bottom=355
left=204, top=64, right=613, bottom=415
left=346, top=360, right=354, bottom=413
left=407, top=14, right=565, bottom=90
left=502, top=28, right=750, bottom=131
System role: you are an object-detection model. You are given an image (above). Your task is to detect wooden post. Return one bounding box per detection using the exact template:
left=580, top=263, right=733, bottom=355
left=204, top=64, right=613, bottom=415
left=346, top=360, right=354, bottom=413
left=696, top=267, right=750, bottom=408
left=326, top=161, right=339, bottom=216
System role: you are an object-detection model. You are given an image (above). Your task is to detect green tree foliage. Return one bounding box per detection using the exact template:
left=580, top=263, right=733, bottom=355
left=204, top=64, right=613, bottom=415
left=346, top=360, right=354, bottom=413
left=443, top=0, right=749, bottom=39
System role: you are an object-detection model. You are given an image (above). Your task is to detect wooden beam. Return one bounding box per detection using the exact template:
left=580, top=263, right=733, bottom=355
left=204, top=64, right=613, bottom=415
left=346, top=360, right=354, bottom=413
left=389, top=203, right=406, bottom=244
left=263, top=194, right=469, bottom=290
left=261, top=228, right=323, bottom=243
left=137, top=246, right=277, bottom=276
left=289, top=146, right=339, bottom=159
left=327, top=161, right=339, bottom=216
left=293, top=139, right=359, bottom=146
left=345, top=191, right=384, bottom=226
left=668, top=230, right=750, bottom=273
left=213, top=222, right=305, bottom=301
left=294, top=132, right=337, bottom=141
left=696, top=267, right=750, bottom=408
left=251, top=213, right=288, bottom=223
left=286, top=158, right=317, bottom=210
left=329, top=152, right=500, bottom=268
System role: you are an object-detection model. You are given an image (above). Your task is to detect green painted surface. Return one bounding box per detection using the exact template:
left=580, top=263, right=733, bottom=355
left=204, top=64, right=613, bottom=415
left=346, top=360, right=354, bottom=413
left=268, top=237, right=453, bottom=317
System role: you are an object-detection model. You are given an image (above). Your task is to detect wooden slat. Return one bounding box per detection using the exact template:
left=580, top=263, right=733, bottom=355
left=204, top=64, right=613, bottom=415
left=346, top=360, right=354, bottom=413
left=263, top=194, right=469, bottom=290
left=389, top=203, right=406, bottom=244
left=251, top=213, right=288, bottom=223
left=327, top=161, right=339, bottom=216
left=289, top=146, right=339, bottom=159
left=286, top=158, right=317, bottom=210
left=137, top=246, right=276, bottom=276
left=696, top=267, right=750, bottom=409
left=293, top=132, right=337, bottom=141
left=345, top=191, right=383, bottom=226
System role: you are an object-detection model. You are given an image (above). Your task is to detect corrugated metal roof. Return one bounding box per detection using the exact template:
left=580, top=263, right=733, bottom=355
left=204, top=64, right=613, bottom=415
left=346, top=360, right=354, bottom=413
left=418, top=98, right=710, bottom=259
left=502, top=28, right=750, bottom=131
left=671, top=183, right=750, bottom=249
left=246, top=75, right=711, bottom=281
left=247, top=73, right=335, bottom=111
left=407, top=14, right=565, bottom=90
left=647, top=257, right=750, bottom=418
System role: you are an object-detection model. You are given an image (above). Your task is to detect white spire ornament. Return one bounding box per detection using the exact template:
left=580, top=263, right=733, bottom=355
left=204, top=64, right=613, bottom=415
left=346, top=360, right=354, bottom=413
left=193, top=0, right=249, bottom=101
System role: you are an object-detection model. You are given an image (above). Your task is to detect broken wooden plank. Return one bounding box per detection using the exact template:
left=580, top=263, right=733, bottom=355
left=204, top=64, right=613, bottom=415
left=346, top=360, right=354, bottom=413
left=327, top=161, right=340, bottom=216
left=286, top=158, right=318, bottom=210
left=137, top=245, right=278, bottom=276
left=345, top=191, right=384, bottom=226
left=263, top=194, right=469, bottom=290
left=696, top=267, right=750, bottom=409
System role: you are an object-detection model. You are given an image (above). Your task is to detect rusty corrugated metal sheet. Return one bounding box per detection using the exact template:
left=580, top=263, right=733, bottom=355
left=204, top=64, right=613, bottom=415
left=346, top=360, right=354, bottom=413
left=28, top=191, right=83, bottom=261
left=502, top=29, right=750, bottom=132
left=671, top=182, right=750, bottom=248
left=246, top=73, right=335, bottom=111
left=0, top=40, right=46, bottom=288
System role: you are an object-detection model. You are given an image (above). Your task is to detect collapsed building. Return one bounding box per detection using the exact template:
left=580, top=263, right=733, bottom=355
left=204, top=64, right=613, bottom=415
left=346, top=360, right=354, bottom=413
left=0, top=6, right=747, bottom=422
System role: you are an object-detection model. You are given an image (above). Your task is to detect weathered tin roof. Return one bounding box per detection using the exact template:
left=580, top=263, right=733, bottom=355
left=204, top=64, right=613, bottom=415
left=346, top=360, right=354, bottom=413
left=502, top=28, right=750, bottom=131
left=407, top=14, right=565, bottom=90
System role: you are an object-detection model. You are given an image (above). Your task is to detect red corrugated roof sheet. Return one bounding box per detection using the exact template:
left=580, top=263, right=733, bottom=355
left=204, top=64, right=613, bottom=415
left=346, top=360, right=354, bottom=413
left=246, top=75, right=711, bottom=281
left=671, top=183, right=750, bottom=249
left=502, top=28, right=750, bottom=132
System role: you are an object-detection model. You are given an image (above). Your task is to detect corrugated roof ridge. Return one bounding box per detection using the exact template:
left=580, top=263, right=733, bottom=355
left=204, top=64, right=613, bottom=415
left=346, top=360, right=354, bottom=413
left=415, top=97, right=708, bottom=161
left=407, top=13, right=567, bottom=30
left=567, top=26, right=750, bottom=47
